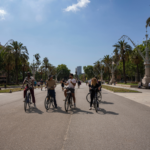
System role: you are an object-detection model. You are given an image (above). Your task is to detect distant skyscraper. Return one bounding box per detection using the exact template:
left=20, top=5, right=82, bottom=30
left=76, top=66, right=82, bottom=76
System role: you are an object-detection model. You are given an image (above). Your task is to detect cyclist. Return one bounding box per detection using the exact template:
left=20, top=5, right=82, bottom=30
left=64, top=73, right=76, bottom=108
left=46, top=75, right=57, bottom=108
left=40, top=79, right=43, bottom=91
left=23, top=72, right=36, bottom=107
left=89, top=77, right=100, bottom=110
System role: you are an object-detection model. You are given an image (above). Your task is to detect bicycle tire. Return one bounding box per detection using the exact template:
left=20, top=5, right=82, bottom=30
left=44, top=96, right=49, bottom=110
left=65, top=97, right=69, bottom=112
left=50, top=97, right=55, bottom=108
left=24, top=101, right=27, bottom=112
left=97, top=91, right=102, bottom=102
left=86, top=93, right=90, bottom=103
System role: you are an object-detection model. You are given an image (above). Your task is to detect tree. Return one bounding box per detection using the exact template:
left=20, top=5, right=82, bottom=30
left=83, top=66, right=94, bottom=79
left=113, top=40, right=132, bottom=83
left=56, top=64, right=70, bottom=80
left=146, top=17, right=150, bottom=28
left=42, top=57, right=49, bottom=80
left=3, top=46, right=15, bottom=84
left=34, top=53, right=41, bottom=67
left=103, top=55, right=112, bottom=81
left=9, top=41, right=29, bottom=84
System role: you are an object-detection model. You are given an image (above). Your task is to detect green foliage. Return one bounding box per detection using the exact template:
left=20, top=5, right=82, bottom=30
left=83, top=66, right=94, bottom=79
left=56, top=64, right=70, bottom=80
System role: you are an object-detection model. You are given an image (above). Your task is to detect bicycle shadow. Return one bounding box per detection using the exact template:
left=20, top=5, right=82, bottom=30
left=100, top=101, right=114, bottom=104
left=47, top=106, right=71, bottom=114
left=47, top=106, right=93, bottom=115
left=72, top=107, right=94, bottom=114
left=28, top=107, right=44, bottom=114
left=97, top=108, right=119, bottom=115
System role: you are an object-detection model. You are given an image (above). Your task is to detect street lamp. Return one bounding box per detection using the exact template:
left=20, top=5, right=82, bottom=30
left=119, top=28, right=150, bottom=88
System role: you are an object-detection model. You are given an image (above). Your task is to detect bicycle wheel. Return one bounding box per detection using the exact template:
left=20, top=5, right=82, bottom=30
left=51, top=97, right=55, bottom=108
left=97, top=91, right=102, bottom=102
left=24, top=99, right=27, bottom=112
left=65, top=97, right=69, bottom=112
left=44, top=96, right=49, bottom=110
left=49, top=97, right=55, bottom=109
left=70, top=97, right=72, bottom=108
left=86, top=93, right=90, bottom=103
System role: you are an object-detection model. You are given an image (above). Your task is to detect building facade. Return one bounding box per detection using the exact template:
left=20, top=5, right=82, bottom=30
left=76, top=66, right=82, bottom=76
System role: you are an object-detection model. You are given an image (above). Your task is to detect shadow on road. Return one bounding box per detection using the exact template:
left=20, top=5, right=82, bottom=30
left=100, top=101, right=114, bottom=104
left=98, top=108, right=119, bottom=115
left=46, top=106, right=94, bottom=115
left=72, top=108, right=93, bottom=114
left=28, top=107, right=44, bottom=114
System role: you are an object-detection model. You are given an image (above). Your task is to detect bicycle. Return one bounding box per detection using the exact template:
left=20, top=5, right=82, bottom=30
left=44, top=89, right=55, bottom=110
left=64, top=88, right=73, bottom=112
left=86, top=89, right=102, bottom=103
left=24, top=87, right=32, bottom=112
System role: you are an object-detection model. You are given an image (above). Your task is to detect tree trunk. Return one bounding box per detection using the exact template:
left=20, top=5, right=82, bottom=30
left=122, top=57, right=126, bottom=84
left=137, top=64, right=140, bottom=82
left=15, top=59, right=18, bottom=84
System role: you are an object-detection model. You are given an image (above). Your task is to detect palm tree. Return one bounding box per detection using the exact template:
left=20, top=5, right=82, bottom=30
left=113, top=40, right=132, bottom=83
left=103, top=55, right=112, bottom=81
left=9, top=41, right=29, bottom=84
left=42, top=57, right=49, bottom=80
left=20, top=53, right=29, bottom=81
left=146, top=17, right=150, bottom=28
left=3, top=46, right=15, bottom=84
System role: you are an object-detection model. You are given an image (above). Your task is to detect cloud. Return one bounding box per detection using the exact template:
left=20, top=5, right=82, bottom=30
left=64, top=0, right=90, bottom=12
left=0, top=9, right=7, bottom=20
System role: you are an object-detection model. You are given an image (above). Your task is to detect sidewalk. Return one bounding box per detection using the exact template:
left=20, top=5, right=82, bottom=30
left=103, top=84, right=150, bottom=107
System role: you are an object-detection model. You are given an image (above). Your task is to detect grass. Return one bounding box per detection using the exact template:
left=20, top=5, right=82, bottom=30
left=0, top=85, right=21, bottom=87
left=0, top=88, right=23, bottom=93
left=117, top=83, right=138, bottom=86
left=102, top=85, right=140, bottom=93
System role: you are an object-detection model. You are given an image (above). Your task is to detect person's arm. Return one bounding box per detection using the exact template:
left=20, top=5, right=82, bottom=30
left=22, top=78, right=26, bottom=87
left=71, top=80, right=76, bottom=86
left=64, top=80, right=69, bottom=86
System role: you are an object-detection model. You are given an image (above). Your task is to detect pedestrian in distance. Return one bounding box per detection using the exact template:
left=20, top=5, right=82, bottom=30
left=40, top=79, right=43, bottom=91
left=61, top=79, right=65, bottom=91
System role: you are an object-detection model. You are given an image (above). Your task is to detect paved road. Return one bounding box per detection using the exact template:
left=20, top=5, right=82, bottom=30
left=0, top=83, right=150, bottom=150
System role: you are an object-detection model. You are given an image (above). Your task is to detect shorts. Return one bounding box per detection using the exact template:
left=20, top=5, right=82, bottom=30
left=38, top=85, right=40, bottom=87
left=61, top=84, right=64, bottom=87
left=66, top=87, right=75, bottom=93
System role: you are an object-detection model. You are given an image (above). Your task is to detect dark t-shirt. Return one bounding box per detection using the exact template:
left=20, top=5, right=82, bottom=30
left=40, top=81, right=43, bottom=85
left=61, top=80, right=64, bottom=86
left=89, top=83, right=100, bottom=92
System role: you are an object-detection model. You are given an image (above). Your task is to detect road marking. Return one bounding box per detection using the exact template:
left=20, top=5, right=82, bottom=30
left=61, top=112, right=73, bottom=150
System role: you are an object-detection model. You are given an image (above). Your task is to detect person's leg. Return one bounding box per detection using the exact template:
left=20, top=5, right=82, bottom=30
left=24, top=86, right=27, bottom=99
left=30, top=88, right=35, bottom=104
left=72, top=93, right=76, bottom=104
left=52, top=90, right=57, bottom=107
left=90, top=92, right=94, bottom=107
left=64, top=89, right=67, bottom=97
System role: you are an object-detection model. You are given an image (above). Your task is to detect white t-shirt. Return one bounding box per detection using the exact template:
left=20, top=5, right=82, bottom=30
left=67, top=79, right=76, bottom=89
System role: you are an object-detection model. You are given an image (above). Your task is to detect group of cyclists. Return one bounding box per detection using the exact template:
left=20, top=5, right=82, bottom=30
left=23, top=72, right=101, bottom=111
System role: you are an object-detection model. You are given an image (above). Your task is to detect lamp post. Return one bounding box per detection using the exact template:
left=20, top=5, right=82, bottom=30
left=119, top=28, right=150, bottom=88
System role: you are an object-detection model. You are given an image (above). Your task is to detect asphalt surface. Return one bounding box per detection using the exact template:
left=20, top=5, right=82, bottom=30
left=0, top=83, right=150, bottom=150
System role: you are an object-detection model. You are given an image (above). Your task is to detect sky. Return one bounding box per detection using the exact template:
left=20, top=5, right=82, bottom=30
left=0, top=0, right=150, bottom=73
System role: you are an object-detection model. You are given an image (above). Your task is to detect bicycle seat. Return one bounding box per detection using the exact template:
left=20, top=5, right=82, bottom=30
left=66, top=91, right=71, bottom=94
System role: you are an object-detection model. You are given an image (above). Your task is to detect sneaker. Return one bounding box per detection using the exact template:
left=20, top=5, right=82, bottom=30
left=74, top=103, right=76, bottom=108
left=34, top=104, right=36, bottom=108
left=89, top=107, right=92, bottom=110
